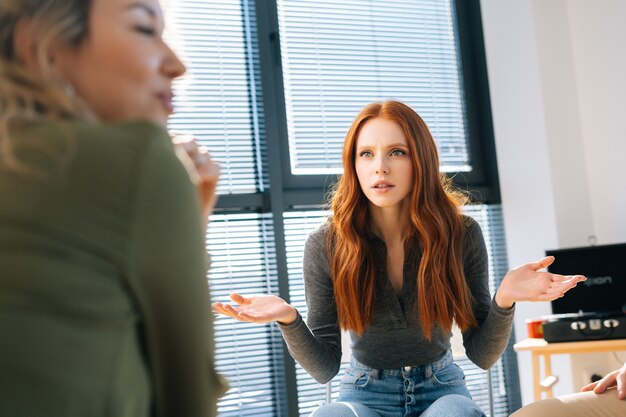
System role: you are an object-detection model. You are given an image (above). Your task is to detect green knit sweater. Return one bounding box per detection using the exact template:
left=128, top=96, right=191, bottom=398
left=0, top=120, right=225, bottom=417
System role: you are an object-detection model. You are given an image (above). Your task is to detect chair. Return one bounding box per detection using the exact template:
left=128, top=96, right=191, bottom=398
left=324, top=329, right=352, bottom=404
left=451, top=325, right=496, bottom=417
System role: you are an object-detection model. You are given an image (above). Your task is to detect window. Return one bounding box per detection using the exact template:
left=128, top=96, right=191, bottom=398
left=167, top=0, right=268, bottom=196
left=165, top=1, right=519, bottom=416
left=277, top=0, right=470, bottom=175
left=208, top=214, right=285, bottom=416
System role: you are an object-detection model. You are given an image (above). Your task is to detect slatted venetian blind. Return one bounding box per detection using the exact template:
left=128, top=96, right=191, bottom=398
left=277, top=0, right=471, bottom=175
left=166, top=1, right=284, bottom=415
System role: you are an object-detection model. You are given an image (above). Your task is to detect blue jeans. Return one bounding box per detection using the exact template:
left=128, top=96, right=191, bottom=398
left=310, top=351, right=485, bottom=417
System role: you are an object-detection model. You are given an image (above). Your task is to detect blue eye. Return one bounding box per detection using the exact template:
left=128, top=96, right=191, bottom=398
left=390, top=149, right=406, bottom=156
left=359, top=151, right=373, bottom=158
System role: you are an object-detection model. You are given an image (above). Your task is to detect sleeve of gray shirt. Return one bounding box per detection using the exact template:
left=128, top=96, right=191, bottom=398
left=461, top=216, right=515, bottom=369
left=277, top=223, right=342, bottom=384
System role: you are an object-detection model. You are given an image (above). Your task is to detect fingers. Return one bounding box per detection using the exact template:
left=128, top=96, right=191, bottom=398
left=593, top=380, right=612, bottom=395
left=212, top=294, right=259, bottom=323
left=548, top=274, right=587, bottom=284
left=196, top=153, right=221, bottom=179
left=581, top=381, right=598, bottom=392
left=212, top=302, right=238, bottom=319
left=617, top=367, right=626, bottom=400
left=171, top=133, right=220, bottom=182
left=592, top=370, right=619, bottom=395
left=171, top=132, right=197, bottom=147
left=171, top=133, right=201, bottom=162
left=230, top=293, right=250, bottom=305
left=189, top=147, right=220, bottom=182
left=528, top=256, right=555, bottom=271
left=213, top=294, right=248, bottom=318
left=534, top=279, right=582, bottom=301
left=171, top=133, right=221, bottom=223
left=551, top=276, right=585, bottom=292
left=212, top=301, right=258, bottom=323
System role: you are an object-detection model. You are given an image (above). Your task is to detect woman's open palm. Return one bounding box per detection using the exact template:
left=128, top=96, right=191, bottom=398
left=496, top=256, right=586, bottom=308
left=213, top=293, right=297, bottom=325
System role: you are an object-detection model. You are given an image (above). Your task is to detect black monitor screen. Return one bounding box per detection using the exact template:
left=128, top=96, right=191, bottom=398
left=546, top=243, right=626, bottom=315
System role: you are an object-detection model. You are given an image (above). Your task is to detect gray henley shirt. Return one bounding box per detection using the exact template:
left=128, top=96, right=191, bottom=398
left=279, top=216, right=515, bottom=384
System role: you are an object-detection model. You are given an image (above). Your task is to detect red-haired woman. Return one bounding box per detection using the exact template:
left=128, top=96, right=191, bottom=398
left=214, top=101, right=585, bottom=417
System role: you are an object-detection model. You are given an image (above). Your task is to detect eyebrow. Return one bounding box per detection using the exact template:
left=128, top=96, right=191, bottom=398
left=356, top=142, right=409, bottom=150
left=125, top=2, right=157, bottom=18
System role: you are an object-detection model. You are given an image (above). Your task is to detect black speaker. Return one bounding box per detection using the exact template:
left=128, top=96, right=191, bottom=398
left=546, top=243, right=626, bottom=315
left=542, top=312, right=626, bottom=343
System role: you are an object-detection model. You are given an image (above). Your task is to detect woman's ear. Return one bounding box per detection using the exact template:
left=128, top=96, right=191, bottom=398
left=13, top=18, right=39, bottom=70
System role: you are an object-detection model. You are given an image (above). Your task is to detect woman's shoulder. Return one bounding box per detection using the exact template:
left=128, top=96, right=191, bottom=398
left=20, top=119, right=171, bottom=156
left=70, top=120, right=178, bottom=170
left=16, top=120, right=181, bottom=192
left=460, top=214, right=480, bottom=231
left=304, top=220, right=334, bottom=256
left=307, top=219, right=332, bottom=243
left=459, top=214, right=486, bottom=251
left=303, top=220, right=333, bottom=271
left=71, top=120, right=170, bottom=147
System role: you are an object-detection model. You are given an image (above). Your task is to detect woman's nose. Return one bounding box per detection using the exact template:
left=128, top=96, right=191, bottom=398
left=375, top=162, right=390, bottom=174
left=163, top=43, right=187, bottom=79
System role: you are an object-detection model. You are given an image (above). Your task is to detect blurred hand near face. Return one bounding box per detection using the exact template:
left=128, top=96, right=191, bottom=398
left=172, top=133, right=220, bottom=227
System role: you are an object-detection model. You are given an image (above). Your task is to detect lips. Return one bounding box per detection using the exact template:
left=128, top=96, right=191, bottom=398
left=372, top=181, right=394, bottom=189
left=157, top=91, right=174, bottom=113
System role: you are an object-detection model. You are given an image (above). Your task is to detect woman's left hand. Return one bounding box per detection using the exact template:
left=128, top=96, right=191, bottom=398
left=495, top=256, right=586, bottom=309
left=172, top=133, right=221, bottom=228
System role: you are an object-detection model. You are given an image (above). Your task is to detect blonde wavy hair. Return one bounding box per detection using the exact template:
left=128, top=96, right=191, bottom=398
left=0, top=0, right=94, bottom=173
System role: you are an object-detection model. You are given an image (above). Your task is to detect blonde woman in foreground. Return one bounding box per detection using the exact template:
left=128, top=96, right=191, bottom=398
left=0, top=0, right=225, bottom=416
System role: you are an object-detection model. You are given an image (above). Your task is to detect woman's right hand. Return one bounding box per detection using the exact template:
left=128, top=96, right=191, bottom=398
left=581, top=362, right=626, bottom=400
left=212, top=293, right=298, bottom=325
left=171, top=133, right=221, bottom=228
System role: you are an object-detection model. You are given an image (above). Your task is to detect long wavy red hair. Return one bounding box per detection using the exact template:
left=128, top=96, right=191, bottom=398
left=328, top=100, right=477, bottom=339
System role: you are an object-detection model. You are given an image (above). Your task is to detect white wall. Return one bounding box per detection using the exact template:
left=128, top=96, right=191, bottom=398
left=566, top=0, right=626, bottom=243
left=480, top=0, right=626, bottom=406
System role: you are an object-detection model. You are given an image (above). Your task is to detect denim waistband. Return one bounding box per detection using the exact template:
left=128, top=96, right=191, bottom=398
left=349, top=350, right=453, bottom=379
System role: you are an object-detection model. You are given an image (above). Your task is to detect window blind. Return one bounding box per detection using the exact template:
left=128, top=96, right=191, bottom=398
left=461, top=205, right=514, bottom=417
left=285, top=206, right=514, bottom=417
left=283, top=211, right=340, bottom=415
left=166, top=0, right=267, bottom=195
left=207, top=213, right=286, bottom=416
left=277, top=0, right=471, bottom=175
left=165, top=2, right=282, bottom=415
